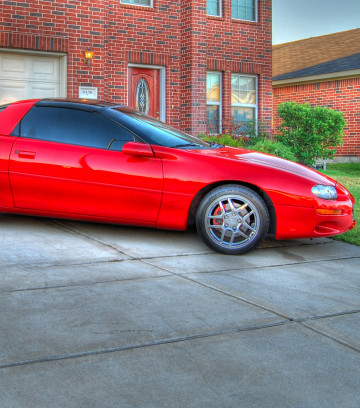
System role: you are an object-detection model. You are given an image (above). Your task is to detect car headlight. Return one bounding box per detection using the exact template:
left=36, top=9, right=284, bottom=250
left=311, top=185, right=337, bottom=200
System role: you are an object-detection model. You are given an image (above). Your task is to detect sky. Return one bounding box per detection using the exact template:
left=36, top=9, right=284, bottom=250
left=272, top=0, right=360, bottom=44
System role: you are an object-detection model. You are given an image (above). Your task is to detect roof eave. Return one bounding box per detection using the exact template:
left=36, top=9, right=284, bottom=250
left=273, top=68, right=360, bottom=86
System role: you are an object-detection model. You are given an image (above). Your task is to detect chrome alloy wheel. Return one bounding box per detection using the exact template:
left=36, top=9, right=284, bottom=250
left=205, top=194, right=260, bottom=249
left=196, top=185, right=270, bottom=255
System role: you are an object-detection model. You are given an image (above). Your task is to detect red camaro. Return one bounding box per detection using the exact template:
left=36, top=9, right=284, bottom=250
left=0, top=99, right=356, bottom=254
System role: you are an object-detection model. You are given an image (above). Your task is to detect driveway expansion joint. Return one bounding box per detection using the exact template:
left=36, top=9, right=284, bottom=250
left=140, top=258, right=360, bottom=328
left=141, top=253, right=360, bottom=272
left=0, top=258, right=126, bottom=272
left=140, top=259, right=293, bottom=322
left=49, top=220, right=129, bottom=257
left=0, top=320, right=291, bottom=370
left=0, top=273, right=171, bottom=294
left=2, top=317, right=359, bottom=370
left=300, top=322, right=360, bottom=355
left=294, top=309, right=360, bottom=323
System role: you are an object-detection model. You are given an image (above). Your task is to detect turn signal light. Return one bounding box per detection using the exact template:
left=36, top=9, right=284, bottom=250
left=316, top=209, right=342, bottom=215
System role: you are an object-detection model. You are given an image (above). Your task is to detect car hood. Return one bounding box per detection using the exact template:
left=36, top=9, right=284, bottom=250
left=192, top=146, right=336, bottom=185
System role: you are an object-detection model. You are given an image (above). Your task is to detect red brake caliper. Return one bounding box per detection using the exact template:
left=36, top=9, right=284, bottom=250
left=213, top=205, right=223, bottom=228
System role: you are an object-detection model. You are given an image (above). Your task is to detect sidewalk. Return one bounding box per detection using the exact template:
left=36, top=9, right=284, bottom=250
left=1, top=214, right=360, bottom=407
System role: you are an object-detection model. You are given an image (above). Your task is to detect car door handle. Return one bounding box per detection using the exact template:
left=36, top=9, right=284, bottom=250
left=16, top=150, right=37, bottom=159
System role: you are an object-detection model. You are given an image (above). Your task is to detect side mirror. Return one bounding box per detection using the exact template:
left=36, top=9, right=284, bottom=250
left=122, top=141, right=154, bottom=157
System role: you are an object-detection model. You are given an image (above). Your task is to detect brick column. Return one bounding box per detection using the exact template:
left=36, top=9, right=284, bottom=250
left=180, top=0, right=207, bottom=135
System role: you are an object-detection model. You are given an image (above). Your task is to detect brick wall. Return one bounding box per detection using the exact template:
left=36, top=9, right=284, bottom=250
left=0, top=0, right=272, bottom=135
left=273, top=77, right=360, bottom=158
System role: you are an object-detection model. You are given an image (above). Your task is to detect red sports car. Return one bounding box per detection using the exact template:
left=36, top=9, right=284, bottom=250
left=0, top=99, right=356, bottom=254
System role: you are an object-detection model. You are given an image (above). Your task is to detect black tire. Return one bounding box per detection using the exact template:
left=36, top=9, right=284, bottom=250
left=196, top=184, right=270, bottom=255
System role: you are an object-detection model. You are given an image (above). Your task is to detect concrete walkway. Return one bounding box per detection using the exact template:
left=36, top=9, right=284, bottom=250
left=1, top=214, right=360, bottom=408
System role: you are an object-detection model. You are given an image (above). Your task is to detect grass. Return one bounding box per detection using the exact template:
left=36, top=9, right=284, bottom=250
left=319, top=163, right=360, bottom=246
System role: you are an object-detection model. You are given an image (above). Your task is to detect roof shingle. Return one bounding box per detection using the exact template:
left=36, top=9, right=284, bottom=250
left=273, top=28, right=360, bottom=78
left=273, top=52, right=360, bottom=81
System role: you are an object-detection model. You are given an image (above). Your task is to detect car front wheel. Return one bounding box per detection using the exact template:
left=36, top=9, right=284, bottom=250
left=196, top=185, right=270, bottom=255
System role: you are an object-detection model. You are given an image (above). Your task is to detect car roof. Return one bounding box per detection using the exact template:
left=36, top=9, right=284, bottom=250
left=34, top=98, right=124, bottom=112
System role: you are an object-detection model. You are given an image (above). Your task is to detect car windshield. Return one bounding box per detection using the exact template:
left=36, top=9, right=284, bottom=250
left=105, top=107, right=211, bottom=149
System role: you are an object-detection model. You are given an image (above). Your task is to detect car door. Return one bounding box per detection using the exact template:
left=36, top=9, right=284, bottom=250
left=9, top=105, right=163, bottom=223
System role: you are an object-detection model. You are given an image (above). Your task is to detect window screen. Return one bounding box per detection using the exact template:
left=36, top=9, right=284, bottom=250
left=231, top=74, right=257, bottom=133
left=232, top=0, right=256, bottom=21
left=207, top=72, right=222, bottom=134
left=207, top=0, right=221, bottom=16
left=120, top=0, right=152, bottom=6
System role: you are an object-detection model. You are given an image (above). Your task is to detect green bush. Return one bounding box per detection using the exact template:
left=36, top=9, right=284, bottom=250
left=201, top=133, right=245, bottom=148
left=247, top=139, right=297, bottom=161
left=199, top=120, right=297, bottom=161
left=276, top=102, right=346, bottom=166
left=200, top=120, right=273, bottom=148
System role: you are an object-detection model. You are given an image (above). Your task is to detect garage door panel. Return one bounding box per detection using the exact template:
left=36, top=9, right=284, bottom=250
left=0, top=54, right=59, bottom=81
left=29, top=83, right=59, bottom=99
left=0, top=56, right=26, bottom=78
left=0, top=83, right=27, bottom=104
left=0, top=54, right=29, bottom=80
left=32, top=58, right=59, bottom=80
left=0, top=52, right=63, bottom=104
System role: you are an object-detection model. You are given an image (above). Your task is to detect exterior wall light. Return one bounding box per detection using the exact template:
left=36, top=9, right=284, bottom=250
left=84, top=50, right=94, bottom=67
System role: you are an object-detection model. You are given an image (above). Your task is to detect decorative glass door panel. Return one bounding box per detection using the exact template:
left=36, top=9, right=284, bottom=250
left=135, top=78, right=150, bottom=114
left=129, top=67, right=160, bottom=119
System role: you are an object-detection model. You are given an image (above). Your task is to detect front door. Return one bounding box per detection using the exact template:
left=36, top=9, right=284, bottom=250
left=129, top=67, right=160, bottom=119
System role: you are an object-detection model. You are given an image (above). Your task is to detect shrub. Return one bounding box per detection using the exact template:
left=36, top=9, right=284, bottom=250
left=201, top=132, right=245, bottom=148
left=200, top=119, right=273, bottom=148
left=199, top=120, right=297, bottom=161
left=241, top=119, right=272, bottom=146
left=276, top=102, right=346, bottom=166
left=246, top=139, right=297, bottom=161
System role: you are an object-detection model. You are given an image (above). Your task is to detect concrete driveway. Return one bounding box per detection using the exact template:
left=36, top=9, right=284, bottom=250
left=1, top=214, right=360, bottom=408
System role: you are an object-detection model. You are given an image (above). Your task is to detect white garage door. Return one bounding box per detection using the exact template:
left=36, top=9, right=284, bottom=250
left=0, top=52, right=65, bottom=105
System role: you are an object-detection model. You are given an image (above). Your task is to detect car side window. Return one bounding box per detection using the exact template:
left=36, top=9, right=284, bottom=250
left=19, top=106, right=135, bottom=150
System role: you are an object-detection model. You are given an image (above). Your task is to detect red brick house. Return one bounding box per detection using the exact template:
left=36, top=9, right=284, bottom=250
left=273, top=29, right=360, bottom=161
left=0, top=0, right=272, bottom=135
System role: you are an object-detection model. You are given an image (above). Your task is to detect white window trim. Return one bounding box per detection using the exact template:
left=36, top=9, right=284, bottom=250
left=206, top=71, right=222, bottom=134
left=232, top=0, right=258, bottom=23
left=207, top=0, right=222, bottom=17
left=120, top=0, right=153, bottom=7
left=231, top=73, right=258, bottom=125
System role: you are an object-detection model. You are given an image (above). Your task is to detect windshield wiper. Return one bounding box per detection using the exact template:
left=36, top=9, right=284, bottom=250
left=171, top=143, right=204, bottom=148
left=207, top=141, right=224, bottom=148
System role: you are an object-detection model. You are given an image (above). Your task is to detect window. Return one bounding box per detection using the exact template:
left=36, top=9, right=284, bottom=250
left=207, top=0, right=221, bottom=16
left=19, top=107, right=135, bottom=150
left=206, top=72, right=222, bottom=134
left=232, top=0, right=256, bottom=21
left=120, top=0, right=152, bottom=6
left=231, top=74, right=257, bottom=133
